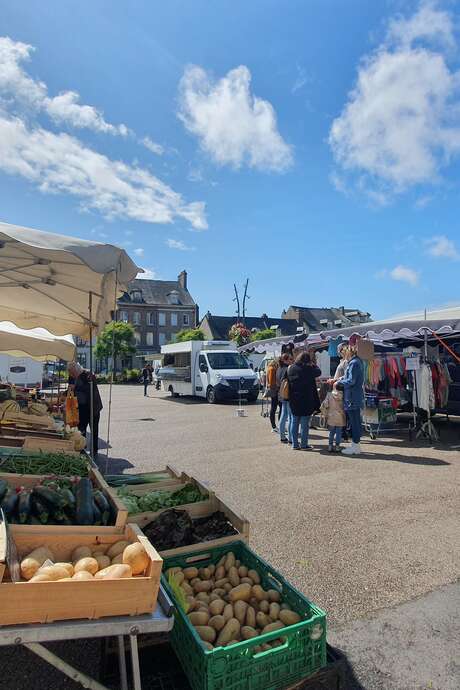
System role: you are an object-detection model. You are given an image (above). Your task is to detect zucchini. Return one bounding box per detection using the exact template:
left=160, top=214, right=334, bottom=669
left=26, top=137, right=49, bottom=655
left=76, top=477, right=94, bottom=525
left=93, top=490, right=111, bottom=525
left=18, top=491, right=32, bottom=524
left=33, top=486, right=66, bottom=511
left=31, top=494, right=50, bottom=524
left=0, top=479, right=9, bottom=502
left=60, top=488, right=76, bottom=509
left=1, top=490, right=18, bottom=519
left=92, top=499, right=102, bottom=526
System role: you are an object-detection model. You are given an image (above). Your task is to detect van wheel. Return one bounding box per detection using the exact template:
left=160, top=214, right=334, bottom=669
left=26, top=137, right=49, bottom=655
left=206, top=386, right=217, bottom=404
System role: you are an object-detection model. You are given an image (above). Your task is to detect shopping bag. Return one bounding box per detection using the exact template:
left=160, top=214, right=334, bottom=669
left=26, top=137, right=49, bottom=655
left=279, top=377, right=289, bottom=400
left=65, top=392, right=79, bottom=427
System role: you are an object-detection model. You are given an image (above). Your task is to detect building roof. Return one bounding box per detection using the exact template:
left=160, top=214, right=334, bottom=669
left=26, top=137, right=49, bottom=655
left=118, top=278, right=196, bottom=307
left=202, top=313, right=300, bottom=340
left=284, top=305, right=370, bottom=330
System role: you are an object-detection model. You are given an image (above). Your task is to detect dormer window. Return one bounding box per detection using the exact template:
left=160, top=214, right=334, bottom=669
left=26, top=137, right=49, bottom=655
left=167, top=290, right=181, bottom=305
left=130, top=290, right=142, bottom=302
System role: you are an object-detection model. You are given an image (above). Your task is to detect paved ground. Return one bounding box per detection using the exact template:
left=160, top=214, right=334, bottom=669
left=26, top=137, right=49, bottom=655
left=1, top=384, right=459, bottom=689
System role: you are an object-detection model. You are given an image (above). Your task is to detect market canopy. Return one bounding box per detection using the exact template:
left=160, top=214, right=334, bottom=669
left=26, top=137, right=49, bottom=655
left=0, top=221, right=140, bottom=337
left=0, top=321, right=75, bottom=361
left=238, top=305, right=460, bottom=353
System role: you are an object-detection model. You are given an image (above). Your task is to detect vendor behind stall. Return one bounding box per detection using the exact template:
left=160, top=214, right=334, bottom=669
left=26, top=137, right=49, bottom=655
left=67, top=361, right=103, bottom=456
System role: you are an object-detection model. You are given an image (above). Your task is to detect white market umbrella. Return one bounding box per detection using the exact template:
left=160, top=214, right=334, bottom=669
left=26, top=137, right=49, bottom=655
left=0, top=321, right=75, bottom=361
left=0, top=221, right=139, bottom=337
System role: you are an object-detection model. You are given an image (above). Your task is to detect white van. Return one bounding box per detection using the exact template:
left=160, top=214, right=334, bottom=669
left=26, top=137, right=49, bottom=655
left=158, top=340, right=260, bottom=403
left=0, top=355, right=43, bottom=387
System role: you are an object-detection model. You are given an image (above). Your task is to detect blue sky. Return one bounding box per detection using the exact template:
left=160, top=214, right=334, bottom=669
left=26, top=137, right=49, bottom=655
left=0, top=0, right=459, bottom=322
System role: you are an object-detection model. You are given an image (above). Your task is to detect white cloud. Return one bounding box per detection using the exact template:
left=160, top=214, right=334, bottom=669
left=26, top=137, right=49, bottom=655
left=178, top=65, right=293, bottom=172
left=188, top=167, right=203, bottom=183
left=329, top=2, right=460, bottom=196
left=0, top=37, right=129, bottom=136
left=291, top=65, right=308, bottom=94
left=390, top=265, right=419, bottom=286
left=414, top=194, right=434, bottom=209
left=166, top=238, right=194, bottom=251
left=425, top=235, right=459, bottom=259
left=137, top=268, right=156, bottom=279
left=133, top=247, right=144, bottom=257
left=141, top=136, right=164, bottom=155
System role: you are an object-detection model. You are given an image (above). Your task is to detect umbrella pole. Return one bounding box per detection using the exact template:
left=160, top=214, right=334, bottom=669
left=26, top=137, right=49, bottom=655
left=105, top=268, right=119, bottom=475
left=89, top=292, right=95, bottom=461
left=57, top=358, right=61, bottom=414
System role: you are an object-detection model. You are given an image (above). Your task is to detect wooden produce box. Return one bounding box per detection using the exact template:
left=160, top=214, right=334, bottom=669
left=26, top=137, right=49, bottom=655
left=0, top=523, right=162, bottom=625
left=0, top=465, right=128, bottom=532
left=157, top=495, right=250, bottom=558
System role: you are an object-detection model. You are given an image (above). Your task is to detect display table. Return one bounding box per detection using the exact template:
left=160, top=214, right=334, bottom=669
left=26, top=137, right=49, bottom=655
left=0, top=585, right=174, bottom=690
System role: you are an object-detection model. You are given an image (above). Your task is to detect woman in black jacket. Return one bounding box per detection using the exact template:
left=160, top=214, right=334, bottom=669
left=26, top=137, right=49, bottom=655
left=287, top=351, right=321, bottom=450
left=67, top=362, right=103, bottom=457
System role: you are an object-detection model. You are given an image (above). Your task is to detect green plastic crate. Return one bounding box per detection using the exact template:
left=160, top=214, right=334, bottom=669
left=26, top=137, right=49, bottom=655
left=162, top=541, right=327, bottom=690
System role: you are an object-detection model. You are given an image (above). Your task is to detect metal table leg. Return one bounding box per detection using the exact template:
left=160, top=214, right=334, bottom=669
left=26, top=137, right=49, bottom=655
left=25, top=642, right=109, bottom=690
left=118, top=635, right=129, bottom=690
left=129, top=634, right=142, bottom=690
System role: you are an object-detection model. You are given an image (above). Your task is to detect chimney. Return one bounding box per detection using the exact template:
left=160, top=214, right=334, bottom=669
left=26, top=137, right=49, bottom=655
left=178, top=270, right=187, bottom=290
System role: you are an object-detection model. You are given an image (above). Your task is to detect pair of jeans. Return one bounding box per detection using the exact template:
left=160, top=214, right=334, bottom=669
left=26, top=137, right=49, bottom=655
left=279, top=401, right=292, bottom=441
left=290, top=415, right=311, bottom=449
left=143, top=380, right=149, bottom=396
left=270, top=394, right=281, bottom=429
left=78, top=407, right=100, bottom=456
left=328, top=426, right=342, bottom=446
left=347, top=408, right=362, bottom=443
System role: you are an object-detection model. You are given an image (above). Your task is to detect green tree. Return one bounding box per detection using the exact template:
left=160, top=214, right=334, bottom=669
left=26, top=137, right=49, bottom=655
left=251, top=328, right=275, bottom=342
left=174, top=327, right=205, bottom=343
left=95, top=321, right=136, bottom=371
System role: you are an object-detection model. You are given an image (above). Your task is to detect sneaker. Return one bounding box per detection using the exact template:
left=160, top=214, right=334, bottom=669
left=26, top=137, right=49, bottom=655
left=271, top=428, right=278, bottom=433
left=292, top=446, right=301, bottom=450
left=342, top=442, right=362, bottom=456
left=280, top=438, right=289, bottom=444
left=328, top=445, right=334, bottom=453
left=334, top=445, right=342, bottom=452
left=301, top=445, right=314, bottom=451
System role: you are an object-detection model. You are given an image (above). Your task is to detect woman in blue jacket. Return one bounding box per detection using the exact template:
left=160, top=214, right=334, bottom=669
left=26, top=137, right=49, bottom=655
left=336, top=345, right=364, bottom=455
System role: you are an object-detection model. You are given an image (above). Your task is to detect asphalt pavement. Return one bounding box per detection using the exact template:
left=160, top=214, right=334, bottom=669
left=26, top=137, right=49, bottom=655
left=1, top=384, right=458, bottom=689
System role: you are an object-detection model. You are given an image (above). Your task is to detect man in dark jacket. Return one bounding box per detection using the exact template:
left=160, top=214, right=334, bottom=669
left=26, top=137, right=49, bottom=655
left=287, top=351, right=321, bottom=450
left=67, top=362, right=103, bottom=457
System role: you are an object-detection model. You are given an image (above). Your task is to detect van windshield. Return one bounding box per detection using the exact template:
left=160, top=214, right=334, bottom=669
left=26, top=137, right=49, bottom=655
left=206, top=353, right=249, bottom=370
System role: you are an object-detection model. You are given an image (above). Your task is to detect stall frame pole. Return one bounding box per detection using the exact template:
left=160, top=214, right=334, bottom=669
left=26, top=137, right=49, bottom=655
left=104, top=267, right=119, bottom=474
left=88, top=292, right=95, bottom=461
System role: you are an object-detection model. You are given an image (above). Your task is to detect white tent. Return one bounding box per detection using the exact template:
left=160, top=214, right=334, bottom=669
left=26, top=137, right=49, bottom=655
left=0, top=321, right=75, bottom=361
left=0, top=222, right=139, bottom=337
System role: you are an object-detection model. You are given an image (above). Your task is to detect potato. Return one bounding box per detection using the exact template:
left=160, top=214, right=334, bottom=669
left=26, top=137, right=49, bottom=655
left=259, top=600, right=270, bottom=614
left=215, top=565, right=225, bottom=580
left=202, top=641, right=214, bottom=651
left=209, top=599, right=225, bottom=616
left=279, top=609, right=301, bottom=626
left=248, top=570, right=260, bottom=585
left=54, top=562, right=74, bottom=577
left=252, top=585, right=268, bottom=602
left=208, top=593, right=221, bottom=603
left=28, top=572, right=52, bottom=583
left=196, top=592, right=210, bottom=604
left=217, top=555, right=226, bottom=568
left=123, top=543, right=149, bottom=575
left=94, top=564, right=132, bottom=580
left=181, top=581, right=194, bottom=596
left=199, top=567, right=211, bottom=580
left=249, top=597, right=259, bottom=609
left=212, top=588, right=226, bottom=598
left=186, top=596, right=197, bottom=612
left=106, top=541, right=130, bottom=559
left=72, top=570, right=94, bottom=581
left=256, top=612, right=269, bottom=628
left=223, top=604, right=234, bottom=622
left=20, top=546, right=55, bottom=580
left=71, top=546, right=92, bottom=563
left=228, top=583, right=251, bottom=603
left=58, top=577, right=73, bottom=581
left=246, top=606, right=256, bottom=628
left=269, top=603, right=281, bottom=621
left=195, top=626, right=216, bottom=644
left=208, top=564, right=216, bottom=575
left=238, top=565, right=248, bottom=578
left=214, top=577, right=229, bottom=588
left=234, top=600, right=248, bottom=625
left=197, top=605, right=209, bottom=613
left=94, top=554, right=111, bottom=571
left=227, top=567, right=240, bottom=587
left=262, top=621, right=285, bottom=634
left=224, top=552, right=236, bottom=571
left=240, top=577, right=253, bottom=586
left=190, top=577, right=200, bottom=587
left=173, top=571, right=185, bottom=585
left=188, top=611, right=210, bottom=626
left=37, top=565, right=73, bottom=581
left=267, top=589, right=281, bottom=603
left=194, top=580, right=212, bottom=593
left=111, top=553, right=124, bottom=565
left=216, top=618, right=240, bottom=646
left=208, top=614, right=226, bottom=632
left=74, top=557, right=99, bottom=576
left=223, top=583, right=233, bottom=593
left=261, top=643, right=272, bottom=652
left=92, top=547, right=107, bottom=556
left=183, top=567, right=198, bottom=580
left=253, top=645, right=263, bottom=654
left=235, top=560, right=241, bottom=567
left=241, top=626, right=258, bottom=640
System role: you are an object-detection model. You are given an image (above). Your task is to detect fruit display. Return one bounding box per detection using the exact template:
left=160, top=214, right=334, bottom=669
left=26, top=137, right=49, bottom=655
left=0, top=475, right=115, bottom=525
left=166, top=549, right=315, bottom=652
left=19, top=540, right=150, bottom=582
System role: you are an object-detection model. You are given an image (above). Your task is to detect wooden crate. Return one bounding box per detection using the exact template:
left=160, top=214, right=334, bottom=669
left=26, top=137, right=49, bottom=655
left=0, top=523, right=162, bottom=625
left=0, top=465, right=128, bottom=532
left=156, top=495, right=250, bottom=558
